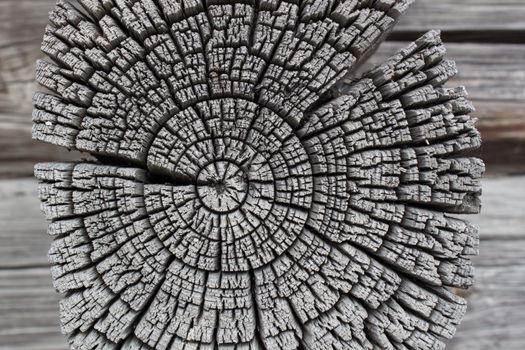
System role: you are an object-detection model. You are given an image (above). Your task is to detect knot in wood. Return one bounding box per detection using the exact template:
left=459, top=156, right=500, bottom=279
left=196, top=161, right=248, bottom=213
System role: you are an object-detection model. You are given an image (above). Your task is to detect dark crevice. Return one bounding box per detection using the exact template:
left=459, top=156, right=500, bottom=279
left=0, top=264, right=51, bottom=271
left=93, top=154, right=210, bottom=187
left=388, top=30, right=525, bottom=44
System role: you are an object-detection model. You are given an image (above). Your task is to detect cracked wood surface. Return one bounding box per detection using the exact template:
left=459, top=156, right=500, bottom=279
left=1, top=177, right=524, bottom=349
left=0, top=0, right=524, bottom=177
left=358, top=42, right=525, bottom=175
left=0, top=0, right=521, bottom=349
left=25, top=0, right=487, bottom=349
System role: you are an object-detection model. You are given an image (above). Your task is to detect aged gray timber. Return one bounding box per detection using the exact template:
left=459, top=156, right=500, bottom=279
left=394, top=0, right=525, bottom=43
left=361, top=42, right=525, bottom=173
left=30, top=1, right=486, bottom=349
left=1, top=0, right=524, bottom=177
left=2, top=177, right=524, bottom=350
left=0, top=0, right=82, bottom=178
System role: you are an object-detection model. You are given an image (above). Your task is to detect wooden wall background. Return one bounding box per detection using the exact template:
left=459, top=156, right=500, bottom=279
left=0, top=1, right=524, bottom=349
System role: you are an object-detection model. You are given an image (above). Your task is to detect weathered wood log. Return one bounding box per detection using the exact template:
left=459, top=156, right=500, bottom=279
left=32, top=1, right=484, bottom=349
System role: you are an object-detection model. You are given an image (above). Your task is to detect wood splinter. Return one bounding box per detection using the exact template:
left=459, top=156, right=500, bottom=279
left=33, top=0, right=484, bottom=349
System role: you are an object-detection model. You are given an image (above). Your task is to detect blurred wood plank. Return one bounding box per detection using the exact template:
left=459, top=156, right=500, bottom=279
left=2, top=0, right=525, bottom=46
left=0, top=178, right=66, bottom=349
left=0, top=0, right=79, bottom=178
left=0, top=0, right=52, bottom=115
left=394, top=0, right=525, bottom=43
left=0, top=0, right=54, bottom=47
left=0, top=178, right=51, bottom=268
left=467, top=176, right=525, bottom=240
left=0, top=114, right=81, bottom=178
left=0, top=268, right=66, bottom=350
left=0, top=39, right=41, bottom=116
left=448, top=239, right=525, bottom=350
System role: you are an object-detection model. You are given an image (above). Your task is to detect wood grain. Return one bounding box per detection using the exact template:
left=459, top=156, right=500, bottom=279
left=0, top=114, right=82, bottom=178
left=0, top=268, right=66, bottom=350
left=1, top=0, right=524, bottom=176
left=1, top=177, right=523, bottom=349
left=0, top=0, right=80, bottom=177
left=448, top=238, right=525, bottom=350
left=361, top=41, right=525, bottom=172
left=394, top=0, right=525, bottom=43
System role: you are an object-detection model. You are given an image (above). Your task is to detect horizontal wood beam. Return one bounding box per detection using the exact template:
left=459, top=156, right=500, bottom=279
left=2, top=41, right=525, bottom=176
left=3, top=0, right=525, bottom=45
left=3, top=175, right=523, bottom=269
left=393, top=0, right=525, bottom=43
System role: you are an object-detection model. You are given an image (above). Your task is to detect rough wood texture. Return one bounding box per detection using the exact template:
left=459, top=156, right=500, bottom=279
left=2, top=177, right=523, bottom=350
left=0, top=0, right=523, bottom=177
left=0, top=0, right=83, bottom=178
left=362, top=42, right=525, bottom=174
left=30, top=1, right=485, bottom=349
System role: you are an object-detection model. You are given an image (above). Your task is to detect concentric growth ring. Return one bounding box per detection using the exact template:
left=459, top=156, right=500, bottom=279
left=196, top=161, right=249, bottom=214
left=145, top=98, right=313, bottom=272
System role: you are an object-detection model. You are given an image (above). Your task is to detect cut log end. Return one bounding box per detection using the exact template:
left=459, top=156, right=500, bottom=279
left=33, top=0, right=483, bottom=349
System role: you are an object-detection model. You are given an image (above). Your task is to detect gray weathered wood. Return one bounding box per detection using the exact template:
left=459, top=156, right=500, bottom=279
left=1, top=0, right=523, bottom=177
left=3, top=174, right=519, bottom=269
left=0, top=114, right=82, bottom=178
left=0, top=0, right=83, bottom=177
left=29, top=1, right=486, bottom=349
left=0, top=267, right=66, bottom=350
left=360, top=41, right=525, bottom=172
left=466, top=176, right=525, bottom=240
left=4, top=245, right=522, bottom=350
left=1, top=177, right=524, bottom=350
left=395, top=0, right=525, bottom=42
left=0, top=0, right=520, bottom=348
left=448, top=239, right=525, bottom=350
left=3, top=0, right=525, bottom=48
left=0, top=178, right=51, bottom=268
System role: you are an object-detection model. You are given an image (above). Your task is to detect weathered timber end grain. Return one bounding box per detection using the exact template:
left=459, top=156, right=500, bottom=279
left=32, top=1, right=484, bottom=349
